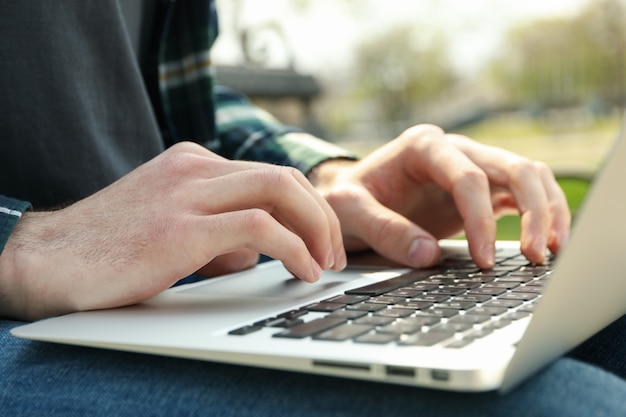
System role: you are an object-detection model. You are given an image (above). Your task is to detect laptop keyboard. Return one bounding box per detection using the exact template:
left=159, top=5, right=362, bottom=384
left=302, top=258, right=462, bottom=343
left=228, top=248, right=554, bottom=349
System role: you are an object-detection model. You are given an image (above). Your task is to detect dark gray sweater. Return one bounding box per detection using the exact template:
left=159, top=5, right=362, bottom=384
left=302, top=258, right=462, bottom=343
left=0, top=1, right=163, bottom=208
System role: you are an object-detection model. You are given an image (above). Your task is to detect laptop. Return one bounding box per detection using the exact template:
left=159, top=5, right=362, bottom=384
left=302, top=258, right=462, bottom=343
left=11, top=117, right=626, bottom=394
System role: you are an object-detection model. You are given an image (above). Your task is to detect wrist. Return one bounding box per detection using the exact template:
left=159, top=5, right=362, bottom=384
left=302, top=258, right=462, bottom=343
left=0, top=198, right=33, bottom=319
left=307, top=158, right=356, bottom=191
left=0, top=214, right=30, bottom=319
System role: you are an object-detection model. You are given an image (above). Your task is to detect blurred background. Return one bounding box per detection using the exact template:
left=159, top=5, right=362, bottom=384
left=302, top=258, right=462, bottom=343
left=212, top=0, right=626, bottom=239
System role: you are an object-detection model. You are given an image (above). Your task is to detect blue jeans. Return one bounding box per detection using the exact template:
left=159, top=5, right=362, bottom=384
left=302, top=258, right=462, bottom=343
left=2, top=316, right=626, bottom=417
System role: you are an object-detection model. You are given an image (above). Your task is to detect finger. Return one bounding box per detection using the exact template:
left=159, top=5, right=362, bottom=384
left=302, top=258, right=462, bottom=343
left=508, top=163, right=570, bottom=263
left=155, top=147, right=345, bottom=271
left=193, top=209, right=323, bottom=282
left=405, top=132, right=497, bottom=268
left=329, top=185, right=441, bottom=268
left=194, top=167, right=340, bottom=271
left=540, top=166, right=571, bottom=254
left=500, top=161, right=551, bottom=264
left=449, top=169, right=497, bottom=269
left=196, top=250, right=260, bottom=277
left=446, top=135, right=569, bottom=263
left=201, top=159, right=346, bottom=270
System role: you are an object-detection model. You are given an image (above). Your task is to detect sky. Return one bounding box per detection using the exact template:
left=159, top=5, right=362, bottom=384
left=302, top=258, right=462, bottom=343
left=212, top=0, right=593, bottom=78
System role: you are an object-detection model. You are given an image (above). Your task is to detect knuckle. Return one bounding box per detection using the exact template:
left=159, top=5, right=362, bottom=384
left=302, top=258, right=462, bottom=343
left=509, top=158, right=538, bottom=180
left=167, top=141, right=204, bottom=154
left=241, top=209, right=272, bottom=235
left=459, top=168, right=489, bottom=188
left=324, top=184, right=369, bottom=213
left=158, top=150, right=200, bottom=178
left=401, top=124, right=445, bottom=147
left=534, top=160, right=554, bottom=179
left=404, top=124, right=445, bottom=139
left=258, top=165, right=291, bottom=188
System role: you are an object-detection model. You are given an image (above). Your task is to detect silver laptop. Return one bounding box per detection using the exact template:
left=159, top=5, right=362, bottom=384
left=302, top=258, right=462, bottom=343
left=12, top=118, right=626, bottom=394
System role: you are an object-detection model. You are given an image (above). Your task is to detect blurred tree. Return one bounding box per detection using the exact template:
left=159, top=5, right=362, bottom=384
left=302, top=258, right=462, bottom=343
left=351, top=24, right=456, bottom=125
left=488, top=0, right=626, bottom=111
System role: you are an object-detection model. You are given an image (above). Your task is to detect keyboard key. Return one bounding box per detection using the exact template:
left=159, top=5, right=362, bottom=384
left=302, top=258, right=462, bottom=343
left=463, top=328, right=494, bottom=340
left=518, top=266, right=550, bottom=276
left=386, top=289, right=421, bottom=298
left=428, top=322, right=473, bottom=333
left=277, top=309, right=308, bottom=319
left=483, top=282, right=520, bottom=290
left=498, top=292, right=538, bottom=302
left=465, top=306, right=508, bottom=316
left=368, top=296, right=405, bottom=305
left=345, top=269, right=441, bottom=296
left=415, top=308, right=459, bottom=319
left=405, top=283, right=438, bottom=291
left=497, top=274, right=534, bottom=283
left=378, top=322, right=422, bottom=335
left=428, top=288, right=466, bottom=296
left=410, top=294, right=450, bottom=303
left=398, top=331, right=454, bottom=346
left=462, top=276, right=495, bottom=284
left=354, top=332, right=398, bottom=344
left=262, top=317, right=304, bottom=328
left=448, top=314, right=490, bottom=325
left=323, top=294, right=370, bottom=304
left=396, top=316, right=441, bottom=327
left=483, top=299, right=523, bottom=309
left=445, top=338, right=475, bottom=348
left=305, top=302, right=344, bottom=312
left=313, top=323, right=373, bottom=341
left=345, top=302, right=388, bottom=312
left=393, top=300, right=434, bottom=310
left=469, top=287, right=507, bottom=296
left=436, top=301, right=476, bottom=310
left=512, top=286, right=543, bottom=294
left=326, top=309, right=368, bottom=320
left=228, top=325, right=263, bottom=336
left=273, top=317, right=346, bottom=339
left=451, top=294, right=491, bottom=303
left=374, top=308, right=414, bottom=318
left=354, top=316, right=396, bottom=326
left=504, top=311, right=531, bottom=320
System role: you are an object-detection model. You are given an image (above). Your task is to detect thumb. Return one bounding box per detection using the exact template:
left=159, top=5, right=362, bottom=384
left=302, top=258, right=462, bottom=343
left=333, top=189, right=440, bottom=268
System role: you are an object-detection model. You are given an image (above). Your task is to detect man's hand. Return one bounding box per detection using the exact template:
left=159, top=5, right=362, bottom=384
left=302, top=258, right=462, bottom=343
left=310, top=124, right=571, bottom=269
left=0, top=142, right=346, bottom=321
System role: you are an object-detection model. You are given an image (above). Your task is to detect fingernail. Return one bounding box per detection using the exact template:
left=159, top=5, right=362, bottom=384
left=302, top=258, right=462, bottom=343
left=325, top=247, right=335, bottom=270
left=310, top=259, right=322, bottom=282
left=335, top=249, right=347, bottom=271
left=534, top=237, right=547, bottom=263
left=408, top=238, right=438, bottom=267
left=481, top=243, right=496, bottom=268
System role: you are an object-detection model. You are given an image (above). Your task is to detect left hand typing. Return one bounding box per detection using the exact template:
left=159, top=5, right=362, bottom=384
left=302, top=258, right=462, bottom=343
left=309, top=124, right=571, bottom=269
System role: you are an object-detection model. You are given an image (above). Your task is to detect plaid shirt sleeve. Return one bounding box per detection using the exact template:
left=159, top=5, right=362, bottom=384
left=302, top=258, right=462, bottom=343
left=158, top=0, right=357, bottom=175
left=213, top=86, right=357, bottom=174
left=0, top=196, right=31, bottom=254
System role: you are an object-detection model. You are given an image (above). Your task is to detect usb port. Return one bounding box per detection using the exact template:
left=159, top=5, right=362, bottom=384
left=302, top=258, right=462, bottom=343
left=431, top=369, right=450, bottom=381
left=386, top=365, right=416, bottom=378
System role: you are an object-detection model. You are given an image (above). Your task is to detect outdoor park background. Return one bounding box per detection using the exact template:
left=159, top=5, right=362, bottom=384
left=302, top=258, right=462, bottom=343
left=212, top=0, right=626, bottom=239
